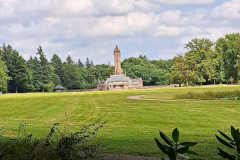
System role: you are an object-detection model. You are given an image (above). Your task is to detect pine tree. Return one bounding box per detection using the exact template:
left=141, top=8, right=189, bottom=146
left=51, top=53, right=63, bottom=84
left=31, top=57, right=43, bottom=91
left=36, top=46, right=54, bottom=92
left=85, top=57, right=91, bottom=70
left=90, top=60, right=94, bottom=67
left=66, top=55, right=74, bottom=65
left=77, top=59, right=84, bottom=68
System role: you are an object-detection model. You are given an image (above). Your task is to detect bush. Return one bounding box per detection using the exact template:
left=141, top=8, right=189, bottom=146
left=155, top=128, right=198, bottom=160
left=0, top=122, right=106, bottom=160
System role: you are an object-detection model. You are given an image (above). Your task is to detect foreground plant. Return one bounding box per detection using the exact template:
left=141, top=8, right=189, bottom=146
left=216, top=126, right=240, bottom=160
left=155, top=128, right=198, bottom=160
left=0, top=121, right=106, bottom=160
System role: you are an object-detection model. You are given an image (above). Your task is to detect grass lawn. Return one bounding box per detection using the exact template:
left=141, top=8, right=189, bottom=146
left=1, top=85, right=240, bottom=159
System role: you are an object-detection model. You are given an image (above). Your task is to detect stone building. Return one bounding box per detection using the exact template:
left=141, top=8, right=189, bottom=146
left=97, top=45, right=143, bottom=91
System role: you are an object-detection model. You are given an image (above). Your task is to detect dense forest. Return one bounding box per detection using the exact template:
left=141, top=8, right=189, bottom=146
left=0, top=32, right=240, bottom=93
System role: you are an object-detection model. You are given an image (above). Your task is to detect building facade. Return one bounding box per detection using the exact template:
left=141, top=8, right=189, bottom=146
left=97, top=45, right=143, bottom=91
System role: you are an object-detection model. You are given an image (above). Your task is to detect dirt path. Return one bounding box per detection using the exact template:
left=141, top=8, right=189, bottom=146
left=127, top=95, right=156, bottom=100
left=127, top=95, right=186, bottom=102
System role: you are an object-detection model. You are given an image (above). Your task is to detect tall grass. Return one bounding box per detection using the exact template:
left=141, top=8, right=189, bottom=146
left=0, top=122, right=106, bottom=160
left=175, top=90, right=240, bottom=100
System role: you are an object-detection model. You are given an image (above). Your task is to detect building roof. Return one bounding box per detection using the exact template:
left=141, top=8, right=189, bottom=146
left=104, top=74, right=133, bottom=85
left=54, top=85, right=64, bottom=90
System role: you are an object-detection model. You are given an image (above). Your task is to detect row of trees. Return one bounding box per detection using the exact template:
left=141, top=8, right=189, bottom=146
left=0, top=45, right=113, bottom=93
left=0, top=44, right=170, bottom=93
left=169, top=33, right=240, bottom=86
left=0, top=32, right=239, bottom=92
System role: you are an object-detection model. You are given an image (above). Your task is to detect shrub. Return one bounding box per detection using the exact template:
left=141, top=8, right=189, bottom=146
left=0, top=122, right=106, bottom=160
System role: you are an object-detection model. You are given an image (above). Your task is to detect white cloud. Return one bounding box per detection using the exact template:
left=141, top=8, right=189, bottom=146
left=84, top=12, right=160, bottom=36
left=211, top=0, right=240, bottom=19
left=0, top=0, right=240, bottom=64
left=154, top=0, right=216, bottom=5
left=155, top=25, right=183, bottom=36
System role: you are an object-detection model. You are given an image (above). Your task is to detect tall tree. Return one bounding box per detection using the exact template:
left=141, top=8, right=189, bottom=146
left=62, top=62, right=83, bottom=89
left=77, top=59, right=84, bottom=68
left=216, top=33, right=240, bottom=82
left=66, top=55, right=74, bottom=65
left=51, top=53, right=63, bottom=84
left=36, top=46, right=54, bottom=92
left=90, top=60, right=94, bottom=67
left=1, top=45, right=32, bottom=93
left=0, top=56, right=11, bottom=92
left=169, top=54, right=195, bottom=86
left=85, top=57, right=91, bottom=70
left=185, top=38, right=214, bottom=85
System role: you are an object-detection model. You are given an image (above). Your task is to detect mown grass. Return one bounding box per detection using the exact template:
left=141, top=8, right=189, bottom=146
left=0, top=85, right=240, bottom=159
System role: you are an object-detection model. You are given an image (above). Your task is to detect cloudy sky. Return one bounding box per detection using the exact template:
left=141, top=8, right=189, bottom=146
left=0, top=0, right=240, bottom=64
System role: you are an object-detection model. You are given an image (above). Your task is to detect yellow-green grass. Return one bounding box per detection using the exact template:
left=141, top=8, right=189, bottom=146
left=1, top=85, right=240, bottom=159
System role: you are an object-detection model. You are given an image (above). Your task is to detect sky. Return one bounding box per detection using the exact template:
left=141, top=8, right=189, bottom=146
left=0, top=0, right=240, bottom=65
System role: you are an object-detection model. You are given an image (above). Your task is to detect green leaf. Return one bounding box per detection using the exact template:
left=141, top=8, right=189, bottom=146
left=216, top=135, right=235, bottom=149
left=179, top=142, right=197, bottom=147
left=217, top=147, right=236, bottom=160
left=231, top=126, right=236, bottom=140
left=218, top=129, right=234, bottom=142
left=186, top=150, right=199, bottom=156
left=234, top=129, right=240, bottom=143
left=172, top=128, right=179, bottom=143
left=155, top=137, right=168, bottom=155
left=159, top=131, right=174, bottom=146
left=177, top=147, right=189, bottom=154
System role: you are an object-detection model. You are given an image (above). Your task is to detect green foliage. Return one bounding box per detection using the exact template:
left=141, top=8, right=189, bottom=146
left=44, top=82, right=55, bottom=92
left=155, top=128, right=198, bottom=160
left=0, top=56, right=11, bottom=93
left=219, top=33, right=240, bottom=82
left=62, top=62, right=83, bottom=89
left=77, top=58, right=84, bottom=68
left=0, top=122, right=106, bottom=160
left=122, top=57, right=169, bottom=85
left=51, top=53, right=64, bottom=84
left=216, top=126, right=240, bottom=160
left=1, top=45, right=33, bottom=93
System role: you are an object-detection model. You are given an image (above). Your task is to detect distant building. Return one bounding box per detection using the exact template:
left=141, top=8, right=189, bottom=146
left=54, top=85, right=64, bottom=92
left=97, top=45, right=143, bottom=91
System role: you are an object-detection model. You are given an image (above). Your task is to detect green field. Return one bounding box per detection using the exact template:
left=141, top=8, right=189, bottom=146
left=1, top=85, right=240, bottom=159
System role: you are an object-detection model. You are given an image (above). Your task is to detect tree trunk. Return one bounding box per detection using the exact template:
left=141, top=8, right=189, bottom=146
left=214, top=80, right=216, bottom=85
left=16, top=86, right=18, bottom=93
left=200, top=82, right=202, bottom=86
left=220, top=80, right=222, bottom=85
left=186, top=81, right=189, bottom=87
left=179, top=83, right=181, bottom=87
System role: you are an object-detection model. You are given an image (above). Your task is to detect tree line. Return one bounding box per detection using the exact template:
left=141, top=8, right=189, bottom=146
left=169, top=33, right=240, bottom=86
left=0, top=45, right=170, bottom=93
left=0, top=32, right=239, bottom=93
